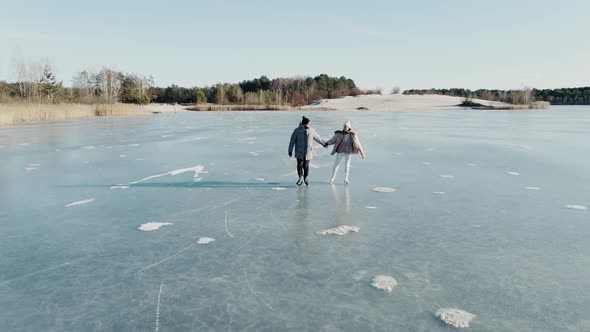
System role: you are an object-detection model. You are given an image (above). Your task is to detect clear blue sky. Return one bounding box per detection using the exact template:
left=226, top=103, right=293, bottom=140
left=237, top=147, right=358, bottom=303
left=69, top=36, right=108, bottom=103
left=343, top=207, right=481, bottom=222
left=1, top=0, right=589, bottom=90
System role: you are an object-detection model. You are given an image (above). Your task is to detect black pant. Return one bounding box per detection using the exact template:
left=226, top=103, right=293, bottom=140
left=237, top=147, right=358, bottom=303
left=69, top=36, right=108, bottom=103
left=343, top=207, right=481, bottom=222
left=297, top=158, right=310, bottom=178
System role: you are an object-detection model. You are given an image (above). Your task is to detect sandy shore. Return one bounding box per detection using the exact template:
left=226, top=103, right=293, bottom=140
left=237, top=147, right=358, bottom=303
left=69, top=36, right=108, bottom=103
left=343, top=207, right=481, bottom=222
left=301, top=94, right=508, bottom=111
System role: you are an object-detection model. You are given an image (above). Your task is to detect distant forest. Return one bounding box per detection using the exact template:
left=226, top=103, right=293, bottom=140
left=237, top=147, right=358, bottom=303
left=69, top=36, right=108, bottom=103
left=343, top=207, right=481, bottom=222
left=0, top=59, right=368, bottom=106
left=403, top=87, right=590, bottom=105
left=150, top=74, right=368, bottom=106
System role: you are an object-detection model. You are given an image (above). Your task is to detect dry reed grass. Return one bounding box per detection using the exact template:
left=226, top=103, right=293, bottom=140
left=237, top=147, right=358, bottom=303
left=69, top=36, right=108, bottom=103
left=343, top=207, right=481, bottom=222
left=0, top=103, right=153, bottom=125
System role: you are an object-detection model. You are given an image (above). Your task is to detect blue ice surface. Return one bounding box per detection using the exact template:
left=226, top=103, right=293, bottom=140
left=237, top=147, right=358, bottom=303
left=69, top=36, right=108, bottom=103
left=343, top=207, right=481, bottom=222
left=0, top=107, right=589, bottom=331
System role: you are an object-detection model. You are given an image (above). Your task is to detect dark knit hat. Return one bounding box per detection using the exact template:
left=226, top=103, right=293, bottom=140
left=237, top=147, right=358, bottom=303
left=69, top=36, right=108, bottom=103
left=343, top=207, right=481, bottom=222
left=302, top=116, right=310, bottom=125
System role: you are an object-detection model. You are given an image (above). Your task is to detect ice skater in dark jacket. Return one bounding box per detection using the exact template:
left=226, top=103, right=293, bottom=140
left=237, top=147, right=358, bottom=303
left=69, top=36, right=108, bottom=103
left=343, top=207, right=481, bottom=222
left=288, top=116, right=326, bottom=186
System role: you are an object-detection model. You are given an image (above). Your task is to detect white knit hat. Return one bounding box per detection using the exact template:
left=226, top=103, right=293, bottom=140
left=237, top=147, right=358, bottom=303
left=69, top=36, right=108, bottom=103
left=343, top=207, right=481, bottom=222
left=344, top=120, right=352, bottom=130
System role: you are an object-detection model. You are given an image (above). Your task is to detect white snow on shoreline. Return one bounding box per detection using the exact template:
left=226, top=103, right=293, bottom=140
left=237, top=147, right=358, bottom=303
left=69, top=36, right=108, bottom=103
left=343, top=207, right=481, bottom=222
left=65, top=198, right=96, bottom=207
left=129, top=165, right=207, bottom=184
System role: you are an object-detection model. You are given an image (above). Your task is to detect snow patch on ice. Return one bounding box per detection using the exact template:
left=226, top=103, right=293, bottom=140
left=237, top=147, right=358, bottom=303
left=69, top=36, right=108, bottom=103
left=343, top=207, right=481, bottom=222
left=365, top=206, right=377, bottom=209
left=506, top=171, right=520, bottom=176
left=432, top=191, right=446, bottom=195
left=439, top=175, right=455, bottom=179
left=19, top=143, right=30, bottom=147
left=128, top=144, right=140, bottom=147
left=371, top=187, right=397, bottom=193
left=467, top=163, right=478, bottom=167
left=138, top=222, right=173, bottom=231
left=249, top=152, right=259, bottom=156
left=371, top=275, right=398, bottom=292
left=185, top=137, right=208, bottom=141
left=316, top=225, right=359, bottom=236
left=120, top=155, right=127, bottom=158
left=271, top=187, right=287, bottom=191
left=524, top=187, right=541, bottom=191
left=110, top=185, right=130, bottom=189
left=435, top=308, right=476, bottom=328
left=129, top=165, right=207, bottom=184
left=65, top=198, right=96, bottom=207
left=81, top=146, right=95, bottom=150
left=24, top=167, right=37, bottom=171
left=564, top=204, right=587, bottom=210
left=161, top=135, right=174, bottom=138
left=255, top=178, right=265, bottom=182
left=28, top=163, right=40, bottom=167
left=422, top=161, right=432, bottom=165
left=197, top=237, right=215, bottom=244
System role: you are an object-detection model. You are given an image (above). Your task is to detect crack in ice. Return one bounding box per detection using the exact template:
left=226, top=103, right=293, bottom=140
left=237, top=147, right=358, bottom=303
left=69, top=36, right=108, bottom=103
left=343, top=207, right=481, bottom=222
left=242, top=262, right=273, bottom=311
left=137, top=243, right=196, bottom=274
left=155, top=280, right=164, bottom=332
left=129, top=165, right=207, bottom=185
left=224, top=211, right=234, bottom=238
left=0, top=261, right=74, bottom=287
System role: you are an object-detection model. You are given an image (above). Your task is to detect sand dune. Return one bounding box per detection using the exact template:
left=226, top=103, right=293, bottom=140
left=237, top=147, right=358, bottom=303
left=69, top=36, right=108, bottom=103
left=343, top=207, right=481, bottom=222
left=302, top=94, right=508, bottom=111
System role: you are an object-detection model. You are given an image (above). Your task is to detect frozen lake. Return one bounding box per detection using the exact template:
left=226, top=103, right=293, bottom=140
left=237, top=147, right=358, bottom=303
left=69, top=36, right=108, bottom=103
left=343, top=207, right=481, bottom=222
left=1, top=107, right=589, bottom=331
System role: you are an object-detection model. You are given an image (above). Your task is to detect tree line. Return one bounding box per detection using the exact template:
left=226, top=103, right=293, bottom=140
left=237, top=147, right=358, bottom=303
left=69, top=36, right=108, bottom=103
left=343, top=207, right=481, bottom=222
left=0, top=64, right=153, bottom=105
left=403, top=87, right=590, bottom=105
left=0, top=57, right=366, bottom=107
left=150, top=74, right=363, bottom=106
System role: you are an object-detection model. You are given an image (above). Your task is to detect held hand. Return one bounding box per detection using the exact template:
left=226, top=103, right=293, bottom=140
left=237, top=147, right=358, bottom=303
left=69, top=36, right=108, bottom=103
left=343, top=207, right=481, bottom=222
left=288, top=152, right=292, bottom=158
